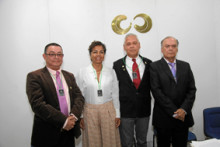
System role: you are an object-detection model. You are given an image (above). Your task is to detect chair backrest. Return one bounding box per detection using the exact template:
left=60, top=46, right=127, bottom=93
left=203, top=107, right=220, bottom=139
left=188, top=131, right=197, bottom=141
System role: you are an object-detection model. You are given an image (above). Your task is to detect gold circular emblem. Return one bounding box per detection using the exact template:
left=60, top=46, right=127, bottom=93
left=111, top=15, right=132, bottom=35
left=111, top=13, right=152, bottom=35
left=134, top=13, right=152, bottom=33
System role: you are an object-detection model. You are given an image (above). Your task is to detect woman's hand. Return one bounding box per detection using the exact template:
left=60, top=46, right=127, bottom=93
left=115, top=118, right=120, bottom=128
left=80, top=118, right=85, bottom=130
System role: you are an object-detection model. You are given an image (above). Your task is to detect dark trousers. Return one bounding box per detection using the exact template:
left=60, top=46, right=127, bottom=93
left=31, top=131, right=75, bottom=147
left=155, top=126, right=188, bottom=147
left=119, top=117, right=149, bottom=147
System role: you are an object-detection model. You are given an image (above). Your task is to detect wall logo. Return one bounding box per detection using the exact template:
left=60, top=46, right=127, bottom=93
left=111, top=13, right=152, bottom=35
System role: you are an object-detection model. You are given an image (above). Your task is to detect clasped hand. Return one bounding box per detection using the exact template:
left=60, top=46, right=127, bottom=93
left=63, top=115, right=77, bottom=131
left=173, top=108, right=186, bottom=122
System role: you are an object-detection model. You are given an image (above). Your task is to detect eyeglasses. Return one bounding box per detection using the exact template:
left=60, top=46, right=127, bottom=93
left=46, top=53, right=64, bottom=58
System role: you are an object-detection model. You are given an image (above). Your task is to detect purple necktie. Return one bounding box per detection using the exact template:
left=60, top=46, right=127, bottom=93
left=168, top=63, right=176, bottom=79
left=56, top=71, right=68, bottom=116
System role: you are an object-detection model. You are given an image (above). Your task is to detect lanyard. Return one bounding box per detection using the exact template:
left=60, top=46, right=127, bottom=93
left=92, top=65, right=103, bottom=90
left=123, top=56, right=143, bottom=72
left=49, top=71, right=63, bottom=90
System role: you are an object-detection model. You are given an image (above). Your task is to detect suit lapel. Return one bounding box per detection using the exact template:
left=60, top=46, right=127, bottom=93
left=42, top=67, right=59, bottom=104
left=160, top=58, right=175, bottom=81
left=62, top=71, right=70, bottom=88
left=62, top=71, right=72, bottom=100
left=121, top=56, right=134, bottom=84
left=176, top=60, right=182, bottom=81
left=138, top=55, right=148, bottom=88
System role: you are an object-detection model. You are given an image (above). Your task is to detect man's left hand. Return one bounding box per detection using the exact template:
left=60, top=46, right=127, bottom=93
left=174, top=108, right=186, bottom=122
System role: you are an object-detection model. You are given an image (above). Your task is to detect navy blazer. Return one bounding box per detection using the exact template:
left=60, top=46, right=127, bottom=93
left=150, top=58, right=196, bottom=128
left=26, top=67, right=84, bottom=146
left=113, top=55, right=152, bottom=118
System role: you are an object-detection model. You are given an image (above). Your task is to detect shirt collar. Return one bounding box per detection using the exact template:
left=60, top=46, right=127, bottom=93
left=47, top=67, right=61, bottom=76
left=163, top=57, right=176, bottom=64
left=126, top=55, right=141, bottom=62
left=89, top=64, right=105, bottom=72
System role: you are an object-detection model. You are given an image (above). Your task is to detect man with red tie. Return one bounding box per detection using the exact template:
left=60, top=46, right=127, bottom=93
left=26, top=43, right=84, bottom=147
left=113, top=34, right=152, bottom=147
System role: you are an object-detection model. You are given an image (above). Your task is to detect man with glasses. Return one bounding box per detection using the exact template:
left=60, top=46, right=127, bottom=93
left=26, top=43, right=84, bottom=147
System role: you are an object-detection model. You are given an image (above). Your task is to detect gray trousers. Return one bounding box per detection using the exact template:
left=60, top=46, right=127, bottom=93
left=119, top=117, right=149, bottom=147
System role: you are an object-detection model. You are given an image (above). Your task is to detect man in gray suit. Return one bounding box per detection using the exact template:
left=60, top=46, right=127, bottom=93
left=150, top=36, right=196, bottom=147
left=26, top=43, right=84, bottom=147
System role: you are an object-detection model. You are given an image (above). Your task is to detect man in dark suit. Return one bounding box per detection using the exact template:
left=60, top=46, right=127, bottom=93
left=26, top=43, right=84, bottom=147
left=150, top=36, right=196, bottom=147
left=113, top=33, right=152, bottom=147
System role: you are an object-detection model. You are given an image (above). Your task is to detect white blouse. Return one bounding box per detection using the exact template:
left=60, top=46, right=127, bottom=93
left=76, top=64, right=120, bottom=117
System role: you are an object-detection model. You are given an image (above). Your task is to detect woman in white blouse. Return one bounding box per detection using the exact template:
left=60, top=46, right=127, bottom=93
left=76, top=41, right=121, bottom=147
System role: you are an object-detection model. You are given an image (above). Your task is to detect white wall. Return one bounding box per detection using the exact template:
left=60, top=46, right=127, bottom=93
left=215, top=0, right=220, bottom=104
left=0, top=0, right=219, bottom=147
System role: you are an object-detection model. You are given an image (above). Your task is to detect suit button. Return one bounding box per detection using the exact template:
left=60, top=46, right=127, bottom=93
left=136, top=92, right=139, bottom=95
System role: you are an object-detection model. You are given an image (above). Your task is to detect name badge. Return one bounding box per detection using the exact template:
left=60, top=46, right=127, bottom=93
left=132, top=72, right=138, bottom=79
left=59, top=89, right=65, bottom=96
left=97, top=90, right=103, bottom=97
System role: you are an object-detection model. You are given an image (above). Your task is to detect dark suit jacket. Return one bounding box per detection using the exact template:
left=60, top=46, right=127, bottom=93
left=150, top=58, right=196, bottom=128
left=113, top=55, right=152, bottom=118
left=26, top=67, right=84, bottom=146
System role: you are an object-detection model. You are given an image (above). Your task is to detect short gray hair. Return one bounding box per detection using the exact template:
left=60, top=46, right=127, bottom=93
left=124, top=33, right=140, bottom=45
left=161, top=36, right=179, bottom=47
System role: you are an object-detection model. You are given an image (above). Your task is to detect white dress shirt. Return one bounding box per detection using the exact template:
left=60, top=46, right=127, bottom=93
left=125, top=55, right=145, bottom=80
left=76, top=64, right=120, bottom=118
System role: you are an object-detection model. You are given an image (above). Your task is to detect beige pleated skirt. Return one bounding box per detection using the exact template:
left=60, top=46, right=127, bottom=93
left=82, top=100, right=121, bottom=147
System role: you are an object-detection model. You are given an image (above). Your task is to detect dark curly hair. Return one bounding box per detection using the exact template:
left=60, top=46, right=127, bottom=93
left=88, top=41, right=106, bottom=55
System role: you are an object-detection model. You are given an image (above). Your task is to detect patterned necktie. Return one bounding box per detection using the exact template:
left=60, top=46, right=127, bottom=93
left=132, top=58, right=141, bottom=89
left=168, top=63, right=176, bottom=79
left=56, top=71, right=68, bottom=116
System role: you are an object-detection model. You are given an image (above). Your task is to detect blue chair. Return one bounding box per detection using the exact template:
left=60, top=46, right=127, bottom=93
left=203, top=107, right=220, bottom=139
left=153, top=129, right=197, bottom=147
left=188, top=131, right=197, bottom=141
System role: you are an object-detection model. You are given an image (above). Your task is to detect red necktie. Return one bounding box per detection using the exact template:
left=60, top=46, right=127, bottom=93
left=132, top=59, right=141, bottom=89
